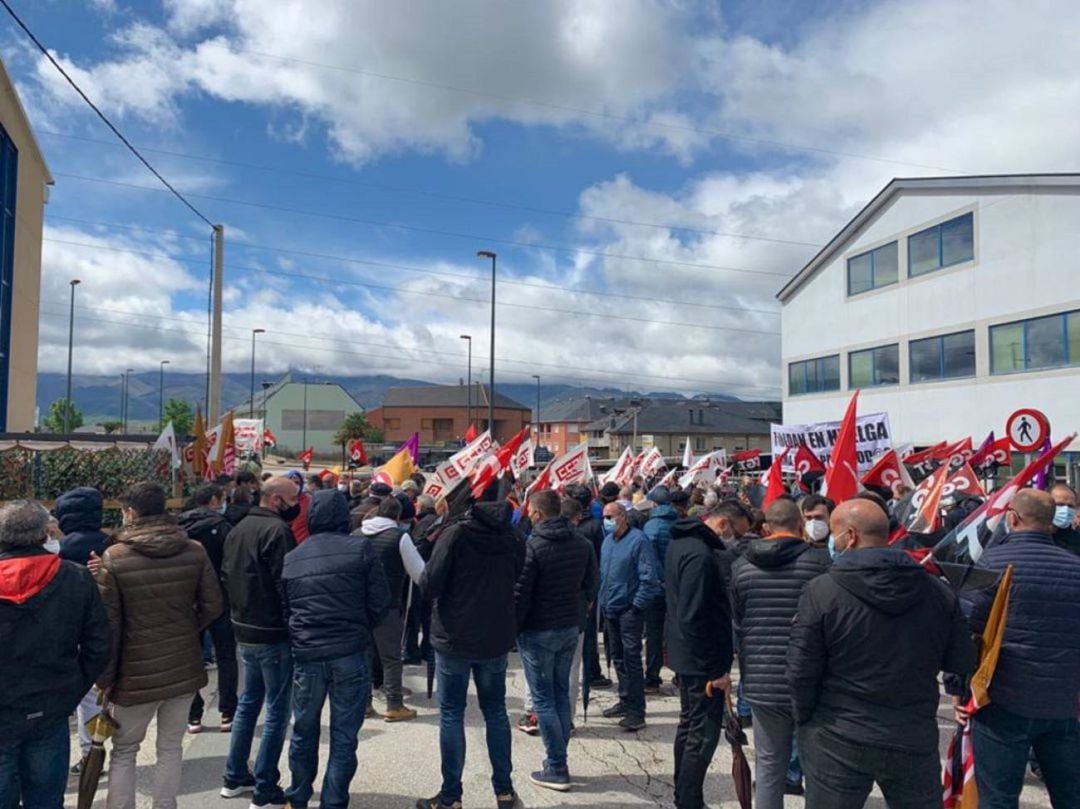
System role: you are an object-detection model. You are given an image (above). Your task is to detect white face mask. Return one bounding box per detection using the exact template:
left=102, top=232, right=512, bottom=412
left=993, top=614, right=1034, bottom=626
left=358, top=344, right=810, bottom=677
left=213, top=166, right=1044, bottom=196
left=44, top=538, right=60, bottom=554
left=805, top=518, right=830, bottom=542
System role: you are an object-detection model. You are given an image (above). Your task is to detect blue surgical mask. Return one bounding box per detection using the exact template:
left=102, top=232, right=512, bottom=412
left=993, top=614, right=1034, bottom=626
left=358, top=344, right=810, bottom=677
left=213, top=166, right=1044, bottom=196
left=827, top=533, right=838, bottom=561
left=1053, top=505, right=1076, bottom=529
left=603, top=518, right=617, bottom=533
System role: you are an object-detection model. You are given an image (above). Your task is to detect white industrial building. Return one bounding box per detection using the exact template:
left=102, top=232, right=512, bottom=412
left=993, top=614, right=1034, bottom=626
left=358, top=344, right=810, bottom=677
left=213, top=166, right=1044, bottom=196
left=779, top=174, right=1080, bottom=452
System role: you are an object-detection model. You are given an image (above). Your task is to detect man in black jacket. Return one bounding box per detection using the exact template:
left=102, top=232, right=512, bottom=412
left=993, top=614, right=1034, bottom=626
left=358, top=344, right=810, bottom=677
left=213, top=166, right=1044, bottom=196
left=0, top=500, right=110, bottom=806
left=730, top=499, right=829, bottom=808
left=514, top=490, right=598, bottom=792
left=179, top=483, right=239, bottom=733
left=566, top=484, right=611, bottom=689
left=1050, top=482, right=1080, bottom=555
left=280, top=488, right=391, bottom=809
left=220, top=476, right=299, bottom=806
left=416, top=500, right=525, bottom=809
left=665, top=514, right=733, bottom=809
left=788, top=499, right=976, bottom=808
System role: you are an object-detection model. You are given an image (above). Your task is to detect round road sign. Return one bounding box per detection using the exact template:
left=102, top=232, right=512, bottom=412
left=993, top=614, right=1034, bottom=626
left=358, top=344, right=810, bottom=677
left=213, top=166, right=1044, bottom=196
left=1006, top=408, right=1050, bottom=452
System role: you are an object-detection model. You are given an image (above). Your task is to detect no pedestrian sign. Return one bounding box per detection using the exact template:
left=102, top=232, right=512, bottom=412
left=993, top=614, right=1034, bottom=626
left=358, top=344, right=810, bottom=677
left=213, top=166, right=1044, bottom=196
left=1006, top=408, right=1050, bottom=452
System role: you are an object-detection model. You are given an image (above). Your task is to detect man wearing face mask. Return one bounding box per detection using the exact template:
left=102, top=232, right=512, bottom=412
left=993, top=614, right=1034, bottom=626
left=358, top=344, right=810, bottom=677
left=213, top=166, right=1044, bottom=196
left=788, top=499, right=976, bottom=808
left=221, top=476, right=300, bottom=808
left=1049, top=483, right=1080, bottom=556
left=179, top=484, right=239, bottom=735
left=799, top=494, right=833, bottom=549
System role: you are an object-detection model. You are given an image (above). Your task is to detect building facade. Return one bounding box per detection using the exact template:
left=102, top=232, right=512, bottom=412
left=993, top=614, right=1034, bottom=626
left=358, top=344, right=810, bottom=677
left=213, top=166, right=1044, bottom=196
left=0, top=60, right=51, bottom=431
left=236, top=375, right=364, bottom=456
left=367, top=384, right=531, bottom=445
left=533, top=396, right=636, bottom=456
left=779, top=175, right=1080, bottom=452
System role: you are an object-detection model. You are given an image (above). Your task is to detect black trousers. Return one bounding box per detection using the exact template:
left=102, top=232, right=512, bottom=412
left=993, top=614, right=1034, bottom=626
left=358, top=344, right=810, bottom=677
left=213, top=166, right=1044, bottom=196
left=644, top=598, right=666, bottom=687
left=189, top=608, right=238, bottom=722
left=584, top=602, right=603, bottom=680
left=606, top=608, right=646, bottom=717
left=673, top=675, right=724, bottom=809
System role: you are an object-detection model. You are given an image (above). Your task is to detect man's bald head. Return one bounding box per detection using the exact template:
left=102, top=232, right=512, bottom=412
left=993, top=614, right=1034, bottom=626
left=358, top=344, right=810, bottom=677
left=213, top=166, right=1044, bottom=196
left=260, top=476, right=299, bottom=509
left=763, top=499, right=803, bottom=537
left=1009, top=488, right=1055, bottom=532
left=830, top=498, right=890, bottom=552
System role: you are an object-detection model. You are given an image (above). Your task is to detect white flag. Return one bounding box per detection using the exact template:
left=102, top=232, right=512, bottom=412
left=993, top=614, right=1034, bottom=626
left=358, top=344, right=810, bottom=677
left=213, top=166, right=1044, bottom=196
left=682, top=437, right=694, bottom=470
left=509, top=438, right=535, bottom=478
left=638, top=446, right=666, bottom=478
left=601, top=447, right=635, bottom=487
left=153, top=421, right=181, bottom=468
left=679, top=449, right=728, bottom=489
left=448, top=430, right=495, bottom=477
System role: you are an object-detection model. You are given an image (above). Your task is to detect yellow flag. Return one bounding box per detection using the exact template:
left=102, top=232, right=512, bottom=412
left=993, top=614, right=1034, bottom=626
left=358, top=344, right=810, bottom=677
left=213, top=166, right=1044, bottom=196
left=970, top=564, right=1014, bottom=710
left=379, top=447, right=417, bottom=486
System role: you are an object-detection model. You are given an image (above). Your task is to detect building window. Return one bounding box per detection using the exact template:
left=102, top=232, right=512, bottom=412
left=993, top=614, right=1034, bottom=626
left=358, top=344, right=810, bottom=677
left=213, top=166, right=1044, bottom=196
left=908, top=212, right=974, bottom=277
left=990, top=309, right=1080, bottom=374
left=847, top=241, right=898, bottom=295
left=384, top=418, right=401, bottom=431
left=909, top=330, right=976, bottom=383
left=788, top=355, right=841, bottom=396
left=849, top=344, right=899, bottom=388
left=694, top=436, right=706, bottom=451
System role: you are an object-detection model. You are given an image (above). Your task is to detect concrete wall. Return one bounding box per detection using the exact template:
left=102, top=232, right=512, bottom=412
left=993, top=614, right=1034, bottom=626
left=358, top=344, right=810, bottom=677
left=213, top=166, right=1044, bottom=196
left=264, top=382, right=363, bottom=455
left=782, top=188, right=1080, bottom=448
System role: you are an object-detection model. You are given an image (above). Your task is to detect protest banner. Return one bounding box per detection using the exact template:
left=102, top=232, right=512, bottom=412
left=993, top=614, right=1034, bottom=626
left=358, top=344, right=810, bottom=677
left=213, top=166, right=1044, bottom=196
left=771, top=412, right=892, bottom=472
left=234, top=418, right=264, bottom=452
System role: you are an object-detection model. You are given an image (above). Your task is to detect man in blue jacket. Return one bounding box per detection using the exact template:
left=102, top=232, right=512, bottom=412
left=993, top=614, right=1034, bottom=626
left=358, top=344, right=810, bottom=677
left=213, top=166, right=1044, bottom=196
left=962, top=488, right=1080, bottom=808
left=599, top=501, right=662, bottom=731
left=642, top=486, right=678, bottom=692
left=280, top=489, right=391, bottom=809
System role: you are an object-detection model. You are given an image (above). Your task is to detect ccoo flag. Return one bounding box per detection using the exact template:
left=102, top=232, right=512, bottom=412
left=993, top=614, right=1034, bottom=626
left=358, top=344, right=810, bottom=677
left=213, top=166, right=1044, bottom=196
left=822, top=391, right=860, bottom=504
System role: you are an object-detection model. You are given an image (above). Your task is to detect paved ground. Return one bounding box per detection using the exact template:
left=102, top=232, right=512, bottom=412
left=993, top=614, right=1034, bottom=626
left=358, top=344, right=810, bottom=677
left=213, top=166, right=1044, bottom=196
left=67, top=657, right=1055, bottom=809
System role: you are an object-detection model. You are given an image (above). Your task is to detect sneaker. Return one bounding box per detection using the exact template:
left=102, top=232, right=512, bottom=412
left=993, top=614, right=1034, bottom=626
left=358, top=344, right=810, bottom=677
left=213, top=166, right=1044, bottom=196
left=187, top=721, right=203, bottom=734
left=384, top=706, right=418, bottom=723
left=495, top=791, right=518, bottom=808
left=249, top=797, right=286, bottom=809
left=619, top=714, right=646, bottom=732
left=415, top=796, right=462, bottom=809
left=220, top=777, right=256, bottom=798
left=70, top=759, right=84, bottom=776
left=516, top=713, right=539, bottom=735
left=530, top=767, right=571, bottom=792
left=784, top=779, right=805, bottom=796
left=589, top=675, right=613, bottom=688
left=220, top=716, right=233, bottom=733
left=601, top=702, right=627, bottom=719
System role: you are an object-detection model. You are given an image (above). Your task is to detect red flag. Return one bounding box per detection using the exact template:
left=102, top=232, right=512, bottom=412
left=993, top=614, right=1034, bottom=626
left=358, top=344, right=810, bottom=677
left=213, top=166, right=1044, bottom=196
left=903, top=441, right=947, bottom=466
left=822, top=391, right=860, bottom=504
left=861, top=449, right=914, bottom=494
left=262, top=427, right=277, bottom=448
left=732, top=449, right=762, bottom=471
left=298, top=447, right=314, bottom=469
left=348, top=438, right=368, bottom=466
left=763, top=448, right=790, bottom=508
left=906, top=463, right=951, bottom=534
left=464, top=422, right=478, bottom=444
left=793, top=444, right=826, bottom=492
left=469, top=428, right=530, bottom=499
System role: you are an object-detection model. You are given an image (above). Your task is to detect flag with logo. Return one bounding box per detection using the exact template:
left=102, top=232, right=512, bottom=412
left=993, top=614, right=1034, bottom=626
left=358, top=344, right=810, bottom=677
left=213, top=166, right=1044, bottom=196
left=527, top=443, right=592, bottom=498
left=298, top=446, right=315, bottom=469
left=347, top=438, right=368, bottom=466
left=821, top=391, right=860, bottom=504
left=377, top=445, right=417, bottom=485
left=602, top=447, right=635, bottom=487
left=468, top=427, right=530, bottom=499
left=679, top=450, right=728, bottom=488
left=509, top=437, right=535, bottom=478
left=263, top=427, right=277, bottom=448
left=638, top=446, right=666, bottom=479
left=448, top=430, right=495, bottom=478
left=861, top=449, right=915, bottom=495
left=731, top=449, right=762, bottom=472
left=793, top=444, right=826, bottom=492
left=763, top=448, right=790, bottom=508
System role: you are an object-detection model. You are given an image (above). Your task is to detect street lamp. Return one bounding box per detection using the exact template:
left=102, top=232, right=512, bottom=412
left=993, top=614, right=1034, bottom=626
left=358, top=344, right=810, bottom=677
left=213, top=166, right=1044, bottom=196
left=532, top=374, right=541, bottom=447
left=250, top=328, right=265, bottom=417
left=261, top=381, right=272, bottom=459
left=123, top=368, right=134, bottom=433
left=460, top=334, right=472, bottom=434
left=158, top=360, right=170, bottom=429
left=477, top=250, right=496, bottom=438
left=64, top=279, right=80, bottom=434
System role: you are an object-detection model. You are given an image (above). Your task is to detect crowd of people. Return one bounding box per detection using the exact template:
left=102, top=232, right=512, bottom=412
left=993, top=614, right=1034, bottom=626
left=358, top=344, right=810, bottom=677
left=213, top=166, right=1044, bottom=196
left=0, top=460, right=1079, bottom=809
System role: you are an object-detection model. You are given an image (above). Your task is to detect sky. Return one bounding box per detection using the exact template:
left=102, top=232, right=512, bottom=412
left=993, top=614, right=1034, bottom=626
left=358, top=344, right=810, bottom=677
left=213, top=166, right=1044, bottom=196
left=9, top=0, right=1080, bottom=400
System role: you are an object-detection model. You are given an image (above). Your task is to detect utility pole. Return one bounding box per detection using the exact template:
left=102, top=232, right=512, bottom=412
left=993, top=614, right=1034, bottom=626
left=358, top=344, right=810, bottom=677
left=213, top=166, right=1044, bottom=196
left=460, top=334, right=472, bottom=435
left=477, top=250, right=496, bottom=438
left=261, top=381, right=272, bottom=459
left=532, top=374, right=541, bottom=447
left=208, top=224, right=225, bottom=423
left=123, top=368, right=133, bottom=433
left=302, top=379, right=309, bottom=452
left=158, top=360, right=170, bottom=429
left=250, top=328, right=265, bottom=417
left=64, top=279, right=80, bottom=434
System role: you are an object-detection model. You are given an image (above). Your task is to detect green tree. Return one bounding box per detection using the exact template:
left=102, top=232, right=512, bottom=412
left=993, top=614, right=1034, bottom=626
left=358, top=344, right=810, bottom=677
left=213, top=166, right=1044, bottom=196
left=98, top=420, right=123, bottom=434
left=333, top=411, right=381, bottom=445
left=42, top=398, right=84, bottom=433
left=161, top=398, right=195, bottom=437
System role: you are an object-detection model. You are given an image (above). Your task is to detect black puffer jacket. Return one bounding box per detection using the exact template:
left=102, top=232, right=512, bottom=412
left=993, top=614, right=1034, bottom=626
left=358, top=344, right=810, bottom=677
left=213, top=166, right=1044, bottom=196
left=788, top=548, right=976, bottom=754
left=515, top=516, right=598, bottom=632
left=222, top=506, right=296, bottom=644
left=1052, top=525, right=1080, bottom=557
left=179, top=507, right=233, bottom=576
left=280, top=490, right=390, bottom=662
left=963, top=530, right=1080, bottom=719
left=664, top=518, right=733, bottom=679
left=730, top=535, right=829, bottom=707
left=578, top=513, right=605, bottom=564
left=56, top=487, right=109, bottom=566
left=421, top=501, right=525, bottom=659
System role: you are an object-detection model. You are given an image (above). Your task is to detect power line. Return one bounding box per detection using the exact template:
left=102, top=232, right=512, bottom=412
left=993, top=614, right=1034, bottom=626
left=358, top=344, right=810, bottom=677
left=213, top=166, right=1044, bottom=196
left=0, top=0, right=215, bottom=228
left=53, top=172, right=795, bottom=279
left=37, top=129, right=822, bottom=248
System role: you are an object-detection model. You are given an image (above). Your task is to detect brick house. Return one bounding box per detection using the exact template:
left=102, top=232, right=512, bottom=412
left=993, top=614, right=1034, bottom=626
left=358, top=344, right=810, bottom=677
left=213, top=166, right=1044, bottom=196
left=367, top=384, right=531, bottom=446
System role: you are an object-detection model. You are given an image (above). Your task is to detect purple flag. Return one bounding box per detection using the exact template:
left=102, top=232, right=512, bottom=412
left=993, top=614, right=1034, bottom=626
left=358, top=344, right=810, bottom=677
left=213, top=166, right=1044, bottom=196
left=398, top=432, right=420, bottom=465
left=1033, top=435, right=1053, bottom=489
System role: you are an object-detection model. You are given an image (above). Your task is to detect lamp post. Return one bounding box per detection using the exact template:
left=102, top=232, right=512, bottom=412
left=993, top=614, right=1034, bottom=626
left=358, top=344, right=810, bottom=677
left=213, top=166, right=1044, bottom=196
left=477, top=250, right=496, bottom=437
left=158, top=360, right=170, bottom=429
left=261, top=381, right=272, bottom=459
left=249, top=328, right=265, bottom=417
left=123, top=368, right=133, bottom=433
left=302, top=379, right=308, bottom=452
left=460, top=334, right=472, bottom=435
left=532, top=374, right=541, bottom=447
left=64, top=279, right=80, bottom=434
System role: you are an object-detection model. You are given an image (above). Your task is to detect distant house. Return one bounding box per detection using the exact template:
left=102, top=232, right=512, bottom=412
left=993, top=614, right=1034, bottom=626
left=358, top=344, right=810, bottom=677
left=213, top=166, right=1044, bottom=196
left=233, top=373, right=364, bottom=455
left=367, top=384, right=531, bottom=445
left=533, top=396, right=638, bottom=456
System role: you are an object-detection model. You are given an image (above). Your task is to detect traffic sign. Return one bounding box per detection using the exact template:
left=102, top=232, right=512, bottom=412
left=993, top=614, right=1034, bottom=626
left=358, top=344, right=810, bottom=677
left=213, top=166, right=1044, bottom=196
left=1006, top=408, right=1050, bottom=452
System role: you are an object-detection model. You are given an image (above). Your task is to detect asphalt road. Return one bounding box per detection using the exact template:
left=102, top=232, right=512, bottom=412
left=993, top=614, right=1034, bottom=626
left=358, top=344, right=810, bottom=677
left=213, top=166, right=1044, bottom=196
left=66, top=657, right=1056, bottom=809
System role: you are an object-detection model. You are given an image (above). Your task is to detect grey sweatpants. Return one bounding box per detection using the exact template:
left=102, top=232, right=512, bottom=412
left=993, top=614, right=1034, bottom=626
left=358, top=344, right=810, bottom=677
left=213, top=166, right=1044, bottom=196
left=749, top=702, right=795, bottom=809
left=370, top=607, right=405, bottom=709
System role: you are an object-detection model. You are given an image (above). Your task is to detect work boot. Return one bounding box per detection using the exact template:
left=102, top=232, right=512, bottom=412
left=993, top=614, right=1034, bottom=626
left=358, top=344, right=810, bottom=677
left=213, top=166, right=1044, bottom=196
left=384, top=706, right=418, bottom=723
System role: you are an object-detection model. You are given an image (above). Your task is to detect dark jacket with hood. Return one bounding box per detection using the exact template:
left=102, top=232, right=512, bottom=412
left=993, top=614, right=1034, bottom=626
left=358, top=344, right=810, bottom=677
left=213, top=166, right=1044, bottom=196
left=788, top=547, right=976, bottom=753
left=420, top=501, right=525, bottom=659
left=643, top=503, right=678, bottom=580
left=962, top=530, right=1080, bottom=719
left=97, top=517, right=223, bottom=706
left=664, top=518, right=733, bottom=679
left=730, top=535, right=830, bottom=707
left=280, top=489, right=391, bottom=662
left=1052, top=525, right=1080, bottom=557
left=56, top=487, right=109, bottom=566
left=222, top=505, right=296, bottom=644
left=179, top=506, right=233, bottom=577
left=0, top=546, right=110, bottom=739
left=515, top=516, right=598, bottom=632
left=357, top=516, right=408, bottom=606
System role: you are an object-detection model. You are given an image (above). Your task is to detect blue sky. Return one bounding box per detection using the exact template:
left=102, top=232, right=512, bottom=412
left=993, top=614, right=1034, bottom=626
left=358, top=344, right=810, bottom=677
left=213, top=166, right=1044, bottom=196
left=8, top=0, right=1079, bottom=399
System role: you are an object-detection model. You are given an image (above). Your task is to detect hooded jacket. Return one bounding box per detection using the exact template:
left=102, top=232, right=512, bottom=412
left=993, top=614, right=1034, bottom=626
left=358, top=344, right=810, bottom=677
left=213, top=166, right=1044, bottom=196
left=56, top=487, right=109, bottom=566
left=222, top=506, right=296, bottom=644
left=97, top=517, right=223, bottom=706
left=787, top=547, right=976, bottom=753
left=178, top=506, right=233, bottom=577
left=514, top=516, right=598, bottom=632
left=420, top=501, right=525, bottom=659
left=963, top=530, right=1080, bottom=719
left=598, top=525, right=662, bottom=616
left=643, top=503, right=678, bottom=580
left=280, top=489, right=391, bottom=662
left=664, top=518, right=732, bottom=678
left=358, top=516, right=409, bottom=605
left=0, top=547, right=110, bottom=739
left=730, top=535, right=830, bottom=707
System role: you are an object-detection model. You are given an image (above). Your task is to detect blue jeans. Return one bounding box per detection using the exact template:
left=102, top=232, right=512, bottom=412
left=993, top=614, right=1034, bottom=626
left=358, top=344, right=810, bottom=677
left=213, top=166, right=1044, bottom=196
left=286, top=653, right=371, bottom=809
left=436, top=651, right=513, bottom=803
left=0, top=718, right=68, bottom=809
left=518, top=627, right=579, bottom=772
left=972, top=703, right=1080, bottom=808
left=226, top=641, right=293, bottom=801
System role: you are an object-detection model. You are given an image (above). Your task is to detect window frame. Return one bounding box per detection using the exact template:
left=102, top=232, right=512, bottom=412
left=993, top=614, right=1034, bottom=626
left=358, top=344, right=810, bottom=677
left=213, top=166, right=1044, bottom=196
left=787, top=354, right=841, bottom=397
left=908, top=330, right=976, bottom=384
left=848, top=343, right=900, bottom=389
left=846, top=240, right=899, bottom=296
left=990, top=309, right=1080, bottom=375
left=907, top=212, right=974, bottom=278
